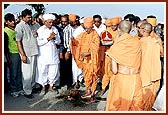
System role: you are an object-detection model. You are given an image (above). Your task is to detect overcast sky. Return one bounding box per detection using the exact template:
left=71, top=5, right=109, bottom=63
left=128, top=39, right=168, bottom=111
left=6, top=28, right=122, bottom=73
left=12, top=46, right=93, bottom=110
left=3, top=2, right=165, bottom=23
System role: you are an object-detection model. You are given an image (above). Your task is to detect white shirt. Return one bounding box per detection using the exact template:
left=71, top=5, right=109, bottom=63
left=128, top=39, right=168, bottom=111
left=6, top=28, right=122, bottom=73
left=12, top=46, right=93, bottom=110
left=73, top=25, right=85, bottom=38
left=37, top=25, right=61, bottom=64
left=130, top=27, right=138, bottom=37
left=93, top=23, right=106, bottom=36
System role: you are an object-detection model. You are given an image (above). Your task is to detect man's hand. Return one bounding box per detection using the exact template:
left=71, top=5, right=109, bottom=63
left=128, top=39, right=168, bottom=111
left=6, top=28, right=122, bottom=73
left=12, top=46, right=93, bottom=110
left=65, top=51, right=70, bottom=60
left=59, top=53, right=64, bottom=60
left=48, top=32, right=55, bottom=41
left=21, top=55, right=27, bottom=63
left=71, top=37, right=77, bottom=46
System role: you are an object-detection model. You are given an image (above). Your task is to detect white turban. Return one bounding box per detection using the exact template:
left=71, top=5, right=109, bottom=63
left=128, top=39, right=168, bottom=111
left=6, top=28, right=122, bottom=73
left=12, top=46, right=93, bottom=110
left=43, top=14, right=55, bottom=21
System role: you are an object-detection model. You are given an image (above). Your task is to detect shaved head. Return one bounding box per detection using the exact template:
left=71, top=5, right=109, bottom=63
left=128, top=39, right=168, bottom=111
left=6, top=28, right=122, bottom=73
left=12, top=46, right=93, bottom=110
left=137, top=20, right=147, bottom=28
left=118, top=20, right=132, bottom=33
left=142, top=22, right=153, bottom=34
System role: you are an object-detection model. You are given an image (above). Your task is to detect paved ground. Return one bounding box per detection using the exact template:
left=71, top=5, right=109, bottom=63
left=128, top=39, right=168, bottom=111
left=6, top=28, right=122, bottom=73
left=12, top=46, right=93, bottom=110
left=3, top=85, right=108, bottom=112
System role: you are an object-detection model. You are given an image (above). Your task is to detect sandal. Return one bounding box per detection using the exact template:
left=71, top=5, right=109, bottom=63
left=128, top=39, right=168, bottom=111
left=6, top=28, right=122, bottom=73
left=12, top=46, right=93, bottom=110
left=81, top=92, right=91, bottom=99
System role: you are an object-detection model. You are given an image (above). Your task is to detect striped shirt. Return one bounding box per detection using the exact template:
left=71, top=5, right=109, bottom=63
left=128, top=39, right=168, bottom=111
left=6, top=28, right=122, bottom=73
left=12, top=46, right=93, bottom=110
left=63, top=24, right=76, bottom=52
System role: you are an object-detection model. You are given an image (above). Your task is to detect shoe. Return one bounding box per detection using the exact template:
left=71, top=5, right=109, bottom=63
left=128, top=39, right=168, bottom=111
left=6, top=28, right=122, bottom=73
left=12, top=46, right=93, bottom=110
left=32, top=83, right=42, bottom=93
left=24, top=94, right=34, bottom=99
left=11, top=92, right=19, bottom=97
left=18, top=90, right=25, bottom=96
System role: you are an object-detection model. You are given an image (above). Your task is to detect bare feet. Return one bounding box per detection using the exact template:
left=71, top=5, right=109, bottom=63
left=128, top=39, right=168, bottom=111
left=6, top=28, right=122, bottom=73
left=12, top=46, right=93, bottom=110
left=90, top=96, right=96, bottom=103
left=81, top=92, right=92, bottom=99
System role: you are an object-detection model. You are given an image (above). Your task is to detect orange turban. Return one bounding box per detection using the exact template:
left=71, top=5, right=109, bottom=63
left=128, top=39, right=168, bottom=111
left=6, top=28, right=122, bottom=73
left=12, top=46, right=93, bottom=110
left=69, top=13, right=77, bottom=21
left=83, top=17, right=94, bottom=28
left=105, top=19, right=112, bottom=27
left=146, top=18, right=157, bottom=26
left=110, top=16, right=122, bottom=25
left=118, top=16, right=122, bottom=23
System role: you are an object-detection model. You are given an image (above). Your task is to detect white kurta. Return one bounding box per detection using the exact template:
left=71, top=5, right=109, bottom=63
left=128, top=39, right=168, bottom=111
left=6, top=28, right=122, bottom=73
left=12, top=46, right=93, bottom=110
left=36, top=25, right=61, bottom=86
left=71, top=26, right=85, bottom=84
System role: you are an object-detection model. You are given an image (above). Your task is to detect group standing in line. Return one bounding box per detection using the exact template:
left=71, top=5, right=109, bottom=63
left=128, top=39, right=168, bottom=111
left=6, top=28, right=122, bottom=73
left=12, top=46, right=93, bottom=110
left=4, top=8, right=164, bottom=111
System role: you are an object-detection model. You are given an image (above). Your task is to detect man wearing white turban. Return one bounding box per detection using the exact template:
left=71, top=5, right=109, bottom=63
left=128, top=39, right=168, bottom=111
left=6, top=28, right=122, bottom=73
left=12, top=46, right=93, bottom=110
left=43, top=14, right=55, bottom=21
left=36, top=13, right=61, bottom=97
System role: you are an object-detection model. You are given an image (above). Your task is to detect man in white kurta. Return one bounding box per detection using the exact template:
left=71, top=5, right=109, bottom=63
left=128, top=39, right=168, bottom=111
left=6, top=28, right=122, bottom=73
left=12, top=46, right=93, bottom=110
left=36, top=14, right=61, bottom=95
left=71, top=24, right=85, bottom=88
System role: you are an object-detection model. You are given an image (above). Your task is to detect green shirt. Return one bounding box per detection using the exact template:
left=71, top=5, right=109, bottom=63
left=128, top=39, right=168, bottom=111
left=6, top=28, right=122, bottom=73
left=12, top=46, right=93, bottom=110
left=4, top=27, right=19, bottom=53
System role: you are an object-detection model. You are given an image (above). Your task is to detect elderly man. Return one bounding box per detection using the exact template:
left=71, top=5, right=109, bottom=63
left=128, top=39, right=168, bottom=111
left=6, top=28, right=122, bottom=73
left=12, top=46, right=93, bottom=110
left=36, top=14, right=61, bottom=96
left=139, top=20, right=163, bottom=111
left=72, top=17, right=100, bottom=102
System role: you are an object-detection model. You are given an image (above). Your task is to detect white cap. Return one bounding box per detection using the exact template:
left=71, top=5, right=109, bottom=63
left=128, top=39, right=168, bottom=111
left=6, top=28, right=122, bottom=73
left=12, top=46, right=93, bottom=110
left=43, top=14, right=55, bottom=21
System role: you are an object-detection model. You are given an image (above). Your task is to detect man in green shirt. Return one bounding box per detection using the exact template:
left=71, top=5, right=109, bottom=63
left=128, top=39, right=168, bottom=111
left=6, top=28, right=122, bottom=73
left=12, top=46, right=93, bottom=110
left=4, top=13, right=23, bottom=97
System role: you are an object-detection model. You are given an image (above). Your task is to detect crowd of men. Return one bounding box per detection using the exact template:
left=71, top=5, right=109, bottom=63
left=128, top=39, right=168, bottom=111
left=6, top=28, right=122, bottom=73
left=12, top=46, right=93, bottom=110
left=4, top=8, right=164, bottom=111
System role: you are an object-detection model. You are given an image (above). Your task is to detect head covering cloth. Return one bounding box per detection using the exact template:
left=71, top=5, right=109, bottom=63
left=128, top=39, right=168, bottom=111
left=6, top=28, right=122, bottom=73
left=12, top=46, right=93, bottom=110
left=43, top=14, right=55, bottom=21
left=110, top=16, right=122, bottom=25
left=69, top=13, right=77, bottom=21
left=105, top=19, right=112, bottom=26
left=83, top=17, right=94, bottom=28
left=146, top=18, right=157, bottom=26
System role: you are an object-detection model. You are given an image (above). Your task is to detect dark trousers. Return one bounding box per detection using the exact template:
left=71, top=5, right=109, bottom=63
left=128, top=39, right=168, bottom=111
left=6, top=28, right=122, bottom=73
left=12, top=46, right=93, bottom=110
left=159, top=57, right=164, bottom=89
left=9, top=53, right=23, bottom=92
left=4, top=62, right=10, bottom=92
left=60, top=49, right=72, bottom=89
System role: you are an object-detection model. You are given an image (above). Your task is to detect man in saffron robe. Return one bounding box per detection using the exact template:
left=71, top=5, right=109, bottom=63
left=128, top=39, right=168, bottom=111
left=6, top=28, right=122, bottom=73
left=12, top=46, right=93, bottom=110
left=71, top=17, right=100, bottom=102
left=105, top=20, right=143, bottom=111
left=139, top=20, right=163, bottom=111
left=100, top=17, right=121, bottom=96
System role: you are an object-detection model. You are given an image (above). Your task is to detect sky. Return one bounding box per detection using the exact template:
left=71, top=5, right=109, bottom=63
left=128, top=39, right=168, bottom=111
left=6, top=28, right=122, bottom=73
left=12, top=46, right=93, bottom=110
left=3, top=2, right=165, bottom=23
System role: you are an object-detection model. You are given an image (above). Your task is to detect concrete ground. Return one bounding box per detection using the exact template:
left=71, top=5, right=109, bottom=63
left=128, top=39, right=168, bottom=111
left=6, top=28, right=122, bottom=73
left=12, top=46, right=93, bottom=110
left=3, top=85, right=108, bottom=112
